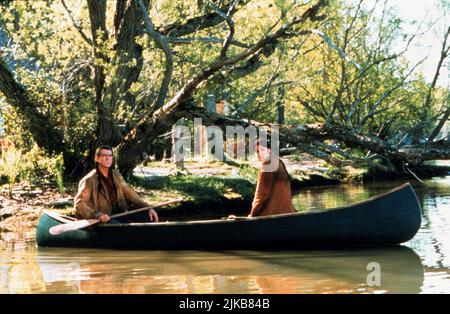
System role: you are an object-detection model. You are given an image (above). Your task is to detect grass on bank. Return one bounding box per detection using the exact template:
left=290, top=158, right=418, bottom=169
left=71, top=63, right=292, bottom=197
left=129, top=174, right=255, bottom=205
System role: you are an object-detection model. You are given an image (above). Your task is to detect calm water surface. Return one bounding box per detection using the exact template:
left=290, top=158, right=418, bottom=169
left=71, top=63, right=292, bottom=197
left=1, top=177, right=449, bottom=294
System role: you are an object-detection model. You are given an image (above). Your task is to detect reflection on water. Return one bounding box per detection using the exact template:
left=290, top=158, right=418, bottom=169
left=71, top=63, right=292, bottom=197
left=0, top=246, right=424, bottom=294
left=1, top=177, right=450, bottom=294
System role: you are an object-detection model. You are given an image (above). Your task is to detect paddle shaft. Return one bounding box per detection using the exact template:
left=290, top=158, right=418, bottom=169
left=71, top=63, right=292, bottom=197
left=48, top=198, right=183, bottom=235
left=108, top=198, right=183, bottom=220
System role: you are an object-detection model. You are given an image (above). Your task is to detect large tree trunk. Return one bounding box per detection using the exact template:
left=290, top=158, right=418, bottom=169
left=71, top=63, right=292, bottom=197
left=82, top=0, right=151, bottom=174
left=87, top=0, right=115, bottom=148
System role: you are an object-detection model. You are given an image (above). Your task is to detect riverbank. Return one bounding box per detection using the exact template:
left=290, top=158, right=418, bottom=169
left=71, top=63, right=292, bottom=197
left=1, top=155, right=449, bottom=236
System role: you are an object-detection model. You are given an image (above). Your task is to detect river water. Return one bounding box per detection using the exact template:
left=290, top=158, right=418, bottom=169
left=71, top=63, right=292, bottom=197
left=1, top=177, right=449, bottom=294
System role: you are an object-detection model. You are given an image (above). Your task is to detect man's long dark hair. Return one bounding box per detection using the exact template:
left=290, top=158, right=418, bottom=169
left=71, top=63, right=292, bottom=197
left=95, top=145, right=118, bottom=198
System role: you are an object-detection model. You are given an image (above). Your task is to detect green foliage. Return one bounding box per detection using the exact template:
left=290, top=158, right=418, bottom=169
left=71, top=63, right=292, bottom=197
left=19, top=144, right=54, bottom=184
left=0, top=143, right=67, bottom=191
left=237, top=164, right=259, bottom=183
left=49, top=154, right=65, bottom=196
left=0, top=0, right=96, bottom=157
left=0, top=0, right=448, bottom=180
left=0, top=104, right=35, bottom=151
left=0, top=143, right=22, bottom=198
left=281, top=0, right=446, bottom=142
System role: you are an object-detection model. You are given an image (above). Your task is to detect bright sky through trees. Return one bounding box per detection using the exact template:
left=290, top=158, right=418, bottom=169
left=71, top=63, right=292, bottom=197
left=362, top=0, right=448, bottom=87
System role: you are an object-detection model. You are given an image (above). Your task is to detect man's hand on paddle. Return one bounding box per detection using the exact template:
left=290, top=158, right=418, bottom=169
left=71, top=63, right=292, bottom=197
left=148, top=208, right=159, bottom=222
left=98, top=214, right=110, bottom=223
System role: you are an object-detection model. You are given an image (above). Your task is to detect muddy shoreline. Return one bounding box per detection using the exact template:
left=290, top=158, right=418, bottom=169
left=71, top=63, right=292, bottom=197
left=1, top=157, right=449, bottom=235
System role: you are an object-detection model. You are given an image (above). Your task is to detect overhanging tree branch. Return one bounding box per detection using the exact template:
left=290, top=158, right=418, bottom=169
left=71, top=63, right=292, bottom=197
left=157, top=0, right=250, bottom=37
left=426, top=25, right=450, bottom=143
left=184, top=105, right=450, bottom=166
left=0, top=57, right=64, bottom=154
left=207, top=0, right=239, bottom=59
left=159, top=0, right=329, bottom=116
left=60, top=0, right=93, bottom=46
left=165, top=36, right=250, bottom=48
left=116, top=0, right=329, bottom=175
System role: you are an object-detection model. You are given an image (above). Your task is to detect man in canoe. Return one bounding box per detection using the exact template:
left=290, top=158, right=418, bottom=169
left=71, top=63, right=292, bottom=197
left=249, top=139, right=296, bottom=217
left=74, top=145, right=159, bottom=223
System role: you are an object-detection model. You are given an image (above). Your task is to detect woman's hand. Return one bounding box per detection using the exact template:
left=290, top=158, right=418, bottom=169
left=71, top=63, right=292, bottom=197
left=148, top=208, right=159, bottom=222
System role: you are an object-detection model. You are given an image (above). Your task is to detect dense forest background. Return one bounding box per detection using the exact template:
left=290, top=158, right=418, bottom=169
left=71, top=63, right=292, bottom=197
left=0, top=0, right=448, bottom=185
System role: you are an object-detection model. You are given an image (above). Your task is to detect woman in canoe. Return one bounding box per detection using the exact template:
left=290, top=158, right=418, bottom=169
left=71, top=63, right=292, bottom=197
left=249, top=139, right=296, bottom=217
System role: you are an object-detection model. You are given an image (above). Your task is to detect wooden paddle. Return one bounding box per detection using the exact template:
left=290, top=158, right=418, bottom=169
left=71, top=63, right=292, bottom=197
left=49, top=198, right=183, bottom=235
left=222, top=215, right=253, bottom=220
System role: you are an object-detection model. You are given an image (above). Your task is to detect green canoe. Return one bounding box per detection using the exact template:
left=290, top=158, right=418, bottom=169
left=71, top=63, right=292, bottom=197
left=36, top=183, right=422, bottom=249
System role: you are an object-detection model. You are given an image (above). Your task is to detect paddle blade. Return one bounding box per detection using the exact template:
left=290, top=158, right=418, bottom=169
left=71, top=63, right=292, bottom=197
left=49, top=219, right=99, bottom=235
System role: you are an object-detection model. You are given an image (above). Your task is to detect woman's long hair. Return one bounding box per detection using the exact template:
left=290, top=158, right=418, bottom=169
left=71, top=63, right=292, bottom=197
left=257, top=139, right=290, bottom=182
